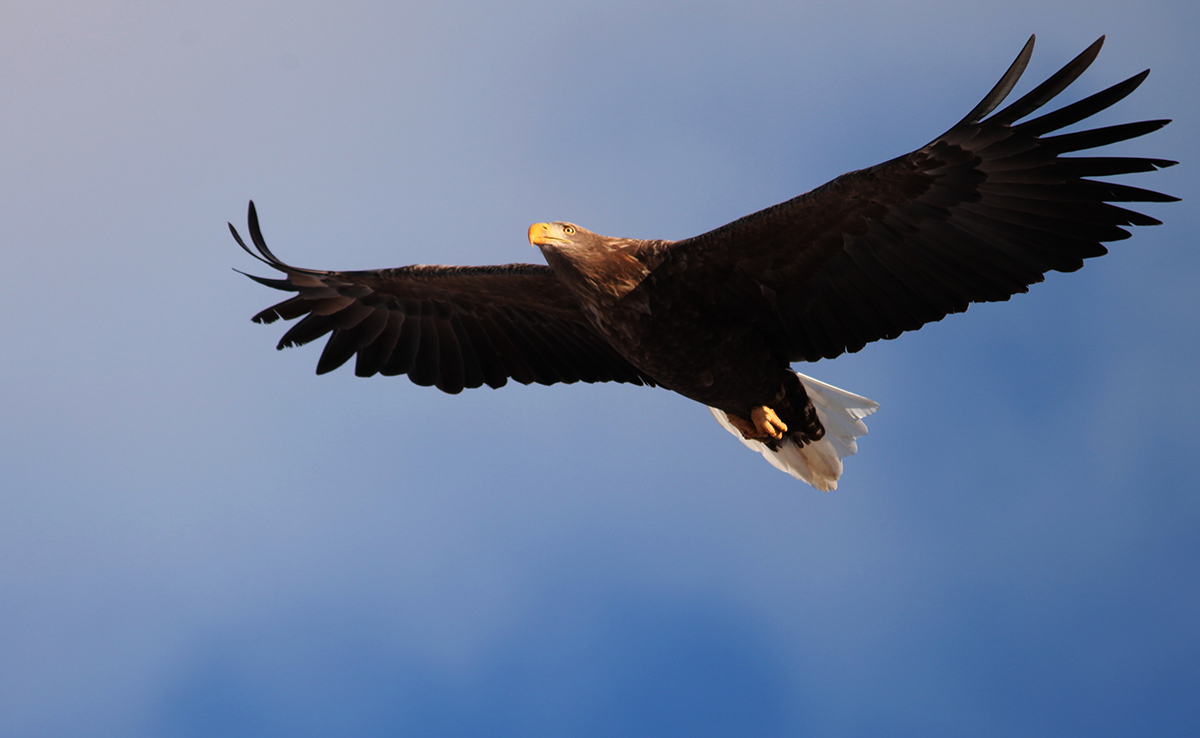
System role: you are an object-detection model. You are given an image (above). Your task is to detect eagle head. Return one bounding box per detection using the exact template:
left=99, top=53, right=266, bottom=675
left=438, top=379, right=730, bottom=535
left=527, top=221, right=595, bottom=251
left=528, top=221, right=650, bottom=300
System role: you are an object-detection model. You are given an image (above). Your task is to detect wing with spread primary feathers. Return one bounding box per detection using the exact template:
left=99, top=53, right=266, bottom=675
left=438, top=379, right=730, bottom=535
left=232, top=202, right=655, bottom=393
left=660, top=36, right=1178, bottom=363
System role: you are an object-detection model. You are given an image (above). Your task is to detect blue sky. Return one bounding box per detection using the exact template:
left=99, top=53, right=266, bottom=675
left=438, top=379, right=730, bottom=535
left=1, top=1, right=1196, bottom=736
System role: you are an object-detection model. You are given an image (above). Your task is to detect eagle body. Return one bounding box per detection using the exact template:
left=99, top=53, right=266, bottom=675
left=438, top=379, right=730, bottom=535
left=535, top=229, right=817, bottom=440
left=232, top=36, right=1176, bottom=490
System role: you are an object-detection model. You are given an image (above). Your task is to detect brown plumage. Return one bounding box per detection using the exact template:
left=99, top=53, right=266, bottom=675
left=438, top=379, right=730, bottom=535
left=232, top=36, right=1176, bottom=489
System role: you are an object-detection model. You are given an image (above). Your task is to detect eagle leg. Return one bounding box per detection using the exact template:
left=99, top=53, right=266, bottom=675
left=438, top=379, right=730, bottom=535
left=725, top=407, right=788, bottom=441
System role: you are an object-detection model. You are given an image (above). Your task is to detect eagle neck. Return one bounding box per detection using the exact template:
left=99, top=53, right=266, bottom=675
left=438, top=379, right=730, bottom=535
left=541, top=240, right=651, bottom=303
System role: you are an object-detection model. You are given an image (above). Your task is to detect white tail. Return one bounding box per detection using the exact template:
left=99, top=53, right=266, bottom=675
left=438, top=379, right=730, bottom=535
left=708, top=372, right=879, bottom=491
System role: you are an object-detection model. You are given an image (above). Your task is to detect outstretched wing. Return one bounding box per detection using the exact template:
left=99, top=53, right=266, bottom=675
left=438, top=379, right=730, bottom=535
left=232, top=202, right=655, bottom=393
left=660, top=36, right=1177, bottom=363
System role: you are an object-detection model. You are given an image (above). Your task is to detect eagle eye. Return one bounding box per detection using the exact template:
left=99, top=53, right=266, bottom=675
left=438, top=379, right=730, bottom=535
left=563, top=225, right=576, bottom=235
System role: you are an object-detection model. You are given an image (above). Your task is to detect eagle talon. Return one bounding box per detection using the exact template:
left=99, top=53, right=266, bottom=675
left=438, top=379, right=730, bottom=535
left=752, top=406, right=788, bottom=440
left=726, top=407, right=788, bottom=440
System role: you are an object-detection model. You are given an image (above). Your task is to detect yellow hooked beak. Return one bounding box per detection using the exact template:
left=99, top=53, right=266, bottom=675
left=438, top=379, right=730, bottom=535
left=528, top=222, right=571, bottom=248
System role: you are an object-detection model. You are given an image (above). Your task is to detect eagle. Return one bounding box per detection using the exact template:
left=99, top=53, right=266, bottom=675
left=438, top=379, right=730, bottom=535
left=232, top=36, right=1175, bottom=491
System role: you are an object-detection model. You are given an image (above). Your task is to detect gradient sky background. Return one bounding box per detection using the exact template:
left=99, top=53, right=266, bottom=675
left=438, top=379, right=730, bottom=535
left=1, top=1, right=1197, bottom=736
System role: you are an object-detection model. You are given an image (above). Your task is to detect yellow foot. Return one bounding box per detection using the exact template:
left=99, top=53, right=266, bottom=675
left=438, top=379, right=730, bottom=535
left=752, top=406, right=788, bottom=440
left=726, top=406, right=788, bottom=441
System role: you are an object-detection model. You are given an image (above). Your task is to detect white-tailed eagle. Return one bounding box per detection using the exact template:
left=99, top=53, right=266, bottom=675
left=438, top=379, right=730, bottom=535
left=232, top=37, right=1176, bottom=490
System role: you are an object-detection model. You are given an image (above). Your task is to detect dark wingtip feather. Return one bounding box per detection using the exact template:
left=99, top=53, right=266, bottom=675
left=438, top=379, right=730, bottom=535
left=956, top=35, right=1035, bottom=126
left=276, top=313, right=335, bottom=350
left=1014, top=69, right=1150, bottom=137
left=229, top=221, right=277, bottom=269
left=1079, top=178, right=1180, bottom=203
left=246, top=201, right=283, bottom=265
left=988, top=36, right=1105, bottom=126
left=252, top=308, right=282, bottom=325
left=228, top=221, right=248, bottom=251
left=1061, top=156, right=1178, bottom=178
left=1044, top=119, right=1172, bottom=154
left=315, top=330, right=358, bottom=375
left=234, top=268, right=299, bottom=292
left=234, top=201, right=331, bottom=278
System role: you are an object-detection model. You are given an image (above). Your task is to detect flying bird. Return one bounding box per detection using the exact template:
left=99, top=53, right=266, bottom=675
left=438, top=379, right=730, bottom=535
left=232, top=36, right=1176, bottom=491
